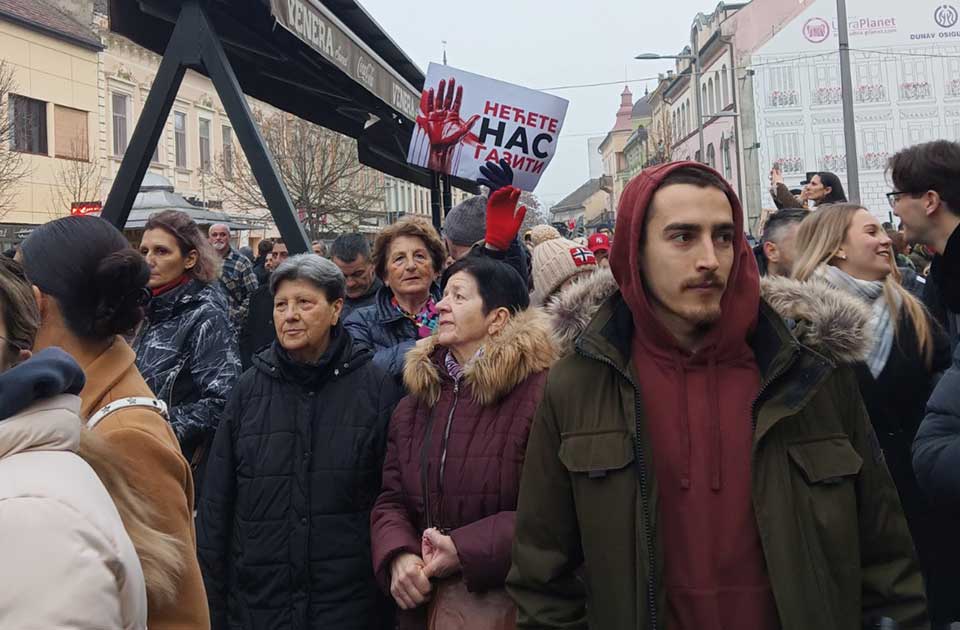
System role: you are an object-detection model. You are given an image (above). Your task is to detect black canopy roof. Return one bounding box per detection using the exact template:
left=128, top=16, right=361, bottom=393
left=109, top=0, right=478, bottom=193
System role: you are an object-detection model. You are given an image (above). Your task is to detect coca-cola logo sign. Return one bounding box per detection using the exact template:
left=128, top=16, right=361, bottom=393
left=356, top=56, right=376, bottom=89
left=803, top=17, right=831, bottom=43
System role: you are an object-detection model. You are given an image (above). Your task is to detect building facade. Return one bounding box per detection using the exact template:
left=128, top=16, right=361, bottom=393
left=550, top=178, right=608, bottom=231
left=661, top=4, right=746, bottom=203
left=730, top=0, right=960, bottom=221
left=623, top=94, right=653, bottom=180
left=598, top=86, right=636, bottom=215
left=0, top=0, right=449, bottom=247
left=0, top=0, right=101, bottom=242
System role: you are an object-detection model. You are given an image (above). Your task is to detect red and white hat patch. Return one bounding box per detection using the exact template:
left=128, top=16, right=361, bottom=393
left=570, top=247, right=596, bottom=267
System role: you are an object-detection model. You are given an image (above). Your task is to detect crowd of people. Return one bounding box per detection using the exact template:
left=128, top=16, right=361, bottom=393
left=1, top=140, right=960, bottom=629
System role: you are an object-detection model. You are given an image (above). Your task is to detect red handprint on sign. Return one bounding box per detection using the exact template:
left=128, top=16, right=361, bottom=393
left=416, top=77, right=480, bottom=173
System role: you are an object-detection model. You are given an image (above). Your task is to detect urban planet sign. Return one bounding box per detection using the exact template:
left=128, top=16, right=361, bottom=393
left=935, top=4, right=959, bottom=28
left=803, top=18, right=831, bottom=43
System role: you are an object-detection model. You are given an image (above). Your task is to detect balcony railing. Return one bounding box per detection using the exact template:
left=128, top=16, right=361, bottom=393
left=855, top=84, right=887, bottom=104
left=769, top=90, right=799, bottom=108
left=773, top=157, right=803, bottom=174
left=821, top=154, right=847, bottom=172
left=812, top=86, right=842, bottom=106
left=900, top=82, right=932, bottom=101
left=861, top=151, right=890, bottom=170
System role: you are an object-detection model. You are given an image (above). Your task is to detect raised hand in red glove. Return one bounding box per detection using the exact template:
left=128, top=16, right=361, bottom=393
left=485, top=185, right=527, bottom=251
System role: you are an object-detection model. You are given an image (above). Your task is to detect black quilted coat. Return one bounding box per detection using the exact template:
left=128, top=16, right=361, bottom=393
left=197, top=326, right=401, bottom=630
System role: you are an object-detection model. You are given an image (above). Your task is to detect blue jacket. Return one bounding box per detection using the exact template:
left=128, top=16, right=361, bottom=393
left=343, top=284, right=441, bottom=381
left=133, top=279, right=240, bottom=460
left=0, top=348, right=84, bottom=419
left=913, top=343, right=960, bottom=506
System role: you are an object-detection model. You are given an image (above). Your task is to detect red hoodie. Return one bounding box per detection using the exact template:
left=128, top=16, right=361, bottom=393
left=609, top=162, right=778, bottom=629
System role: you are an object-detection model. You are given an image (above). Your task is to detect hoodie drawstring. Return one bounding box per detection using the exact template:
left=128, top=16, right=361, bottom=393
left=707, top=356, right=722, bottom=491
left=675, top=359, right=692, bottom=490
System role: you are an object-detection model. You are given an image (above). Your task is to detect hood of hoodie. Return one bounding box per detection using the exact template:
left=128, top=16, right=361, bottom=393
left=0, top=348, right=85, bottom=420
left=609, top=160, right=760, bottom=364
left=404, top=307, right=557, bottom=407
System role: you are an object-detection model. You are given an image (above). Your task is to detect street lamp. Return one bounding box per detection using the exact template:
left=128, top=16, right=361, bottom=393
left=636, top=52, right=704, bottom=164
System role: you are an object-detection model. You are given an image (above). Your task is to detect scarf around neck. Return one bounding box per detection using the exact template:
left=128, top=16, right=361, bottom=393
left=391, top=295, right=439, bottom=338
left=816, top=264, right=898, bottom=378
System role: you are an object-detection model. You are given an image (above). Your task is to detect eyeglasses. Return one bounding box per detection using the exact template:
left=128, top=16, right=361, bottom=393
left=886, top=191, right=919, bottom=208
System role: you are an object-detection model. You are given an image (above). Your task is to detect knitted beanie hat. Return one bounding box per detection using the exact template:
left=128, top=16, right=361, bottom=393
left=443, top=196, right=487, bottom=246
left=530, top=225, right=598, bottom=304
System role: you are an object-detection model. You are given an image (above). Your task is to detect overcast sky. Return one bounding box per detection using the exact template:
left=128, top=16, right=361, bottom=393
left=360, top=0, right=722, bottom=209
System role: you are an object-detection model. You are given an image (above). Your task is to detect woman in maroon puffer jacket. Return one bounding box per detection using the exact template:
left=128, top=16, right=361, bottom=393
left=371, top=255, right=557, bottom=629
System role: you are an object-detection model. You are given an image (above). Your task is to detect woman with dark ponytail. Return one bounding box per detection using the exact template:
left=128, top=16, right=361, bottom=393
left=19, top=216, right=212, bottom=630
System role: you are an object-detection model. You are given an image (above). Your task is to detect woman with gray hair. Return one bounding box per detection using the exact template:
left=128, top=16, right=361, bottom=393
left=197, top=254, right=402, bottom=630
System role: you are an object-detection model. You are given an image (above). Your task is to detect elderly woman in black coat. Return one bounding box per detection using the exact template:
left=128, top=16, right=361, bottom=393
left=198, top=254, right=401, bottom=630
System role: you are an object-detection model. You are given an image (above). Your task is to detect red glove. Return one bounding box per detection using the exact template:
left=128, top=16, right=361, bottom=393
left=485, top=186, right=527, bottom=251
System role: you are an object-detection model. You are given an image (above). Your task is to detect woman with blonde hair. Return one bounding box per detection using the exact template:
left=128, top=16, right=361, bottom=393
left=792, top=203, right=957, bottom=626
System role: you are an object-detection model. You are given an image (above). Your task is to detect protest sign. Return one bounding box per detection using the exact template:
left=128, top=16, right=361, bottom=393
left=406, top=63, right=569, bottom=192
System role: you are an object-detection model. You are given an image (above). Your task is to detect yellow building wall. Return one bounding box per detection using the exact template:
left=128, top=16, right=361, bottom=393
left=0, top=19, right=446, bottom=235
left=582, top=190, right=611, bottom=223
left=0, top=21, right=100, bottom=225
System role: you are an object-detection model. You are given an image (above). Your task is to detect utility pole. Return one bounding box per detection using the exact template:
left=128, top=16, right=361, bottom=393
left=692, top=54, right=705, bottom=163
left=837, top=0, right=860, bottom=202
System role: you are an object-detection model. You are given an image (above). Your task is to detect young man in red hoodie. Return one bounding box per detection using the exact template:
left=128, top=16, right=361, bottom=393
left=507, top=161, right=927, bottom=630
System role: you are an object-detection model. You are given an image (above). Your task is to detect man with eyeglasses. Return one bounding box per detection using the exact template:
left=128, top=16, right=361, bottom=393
left=887, top=140, right=960, bottom=347
left=895, top=142, right=960, bottom=555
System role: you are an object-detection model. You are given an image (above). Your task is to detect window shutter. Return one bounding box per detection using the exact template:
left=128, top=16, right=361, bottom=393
left=54, top=105, right=88, bottom=160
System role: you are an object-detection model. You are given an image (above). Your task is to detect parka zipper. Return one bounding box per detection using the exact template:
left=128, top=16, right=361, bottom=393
left=575, top=346, right=658, bottom=630
left=421, top=381, right=462, bottom=532
left=438, top=381, right=460, bottom=498
left=750, top=346, right=797, bottom=432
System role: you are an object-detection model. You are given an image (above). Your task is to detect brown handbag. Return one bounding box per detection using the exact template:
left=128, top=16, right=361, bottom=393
left=420, top=410, right=517, bottom=630
left=426, top=577, right=517, bottom=630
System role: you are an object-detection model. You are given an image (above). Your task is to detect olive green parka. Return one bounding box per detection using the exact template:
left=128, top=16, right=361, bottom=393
left=507, top=276, right=927, bottom=630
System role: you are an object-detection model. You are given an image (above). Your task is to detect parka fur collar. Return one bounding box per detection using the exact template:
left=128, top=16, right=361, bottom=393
left=404, top=307, right=558, bottom=407
left=760, top=275, right=871, bottom=365
left=545, top=268, right=619, bottom=356
left=544, top=267, right=871, bottom=366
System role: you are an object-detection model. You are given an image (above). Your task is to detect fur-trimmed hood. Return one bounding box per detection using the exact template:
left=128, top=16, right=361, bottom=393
left=544, top=267, right=619, bottom=356
left=540, top=269, right=872, bottom=366
left=760, top=275, right=872, bottom=365
left=403, top=307, right=558, bottom=407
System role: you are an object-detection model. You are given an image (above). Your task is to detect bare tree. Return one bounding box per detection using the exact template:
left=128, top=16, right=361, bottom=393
left=213, top=111, right=385, bottom=240
left=518, top=191, right=549, bottom=233
left=0, top=61, right=31, bottom=219
left=50, top=139, right=103, bottom=217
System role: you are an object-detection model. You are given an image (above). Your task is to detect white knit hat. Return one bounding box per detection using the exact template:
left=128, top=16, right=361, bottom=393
left=529, top=225, right=598, bottom=304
